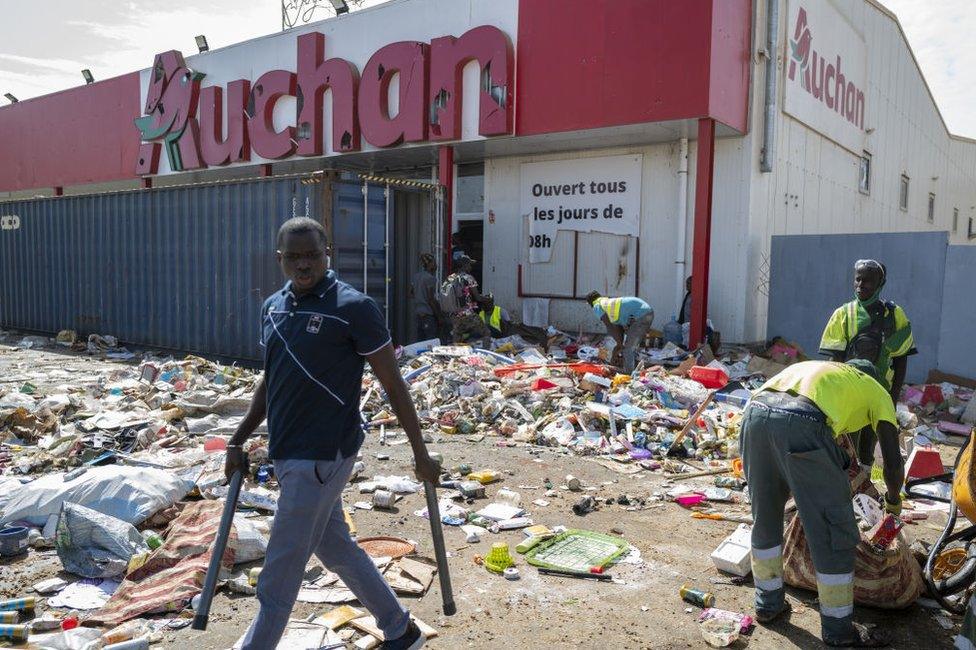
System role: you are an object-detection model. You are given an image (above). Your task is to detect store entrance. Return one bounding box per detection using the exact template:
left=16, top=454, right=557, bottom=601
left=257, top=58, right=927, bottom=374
left=329, top=174, right=444, bottom=346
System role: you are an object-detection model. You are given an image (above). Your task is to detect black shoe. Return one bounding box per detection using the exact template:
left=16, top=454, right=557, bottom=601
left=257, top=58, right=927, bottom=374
left=824, top=622, right=891, bottom=647
left=381, top=619, right=425, bottom=650
left=755, top=600, right=792, bottom=624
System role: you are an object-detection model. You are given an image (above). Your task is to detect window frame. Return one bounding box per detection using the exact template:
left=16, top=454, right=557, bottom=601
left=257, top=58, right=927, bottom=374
left=858, top=152, right=871, bottom=195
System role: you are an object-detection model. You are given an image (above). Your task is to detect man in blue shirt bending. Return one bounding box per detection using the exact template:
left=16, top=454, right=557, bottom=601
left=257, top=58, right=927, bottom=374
left=586, top=290, right=654, bottom=373
left=225, top=217, right=438, bottom=650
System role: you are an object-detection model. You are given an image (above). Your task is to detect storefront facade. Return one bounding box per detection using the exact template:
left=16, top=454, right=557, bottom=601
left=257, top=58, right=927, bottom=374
left=1, top=0, right=972, bottom=357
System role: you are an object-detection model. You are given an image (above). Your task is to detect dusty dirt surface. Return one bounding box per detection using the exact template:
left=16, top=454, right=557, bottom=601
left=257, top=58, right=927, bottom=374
left=0, top=345, right=962, bottom=649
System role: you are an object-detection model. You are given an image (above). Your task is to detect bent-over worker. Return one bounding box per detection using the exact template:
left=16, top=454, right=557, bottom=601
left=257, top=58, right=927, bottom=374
left=225, top=217, right=438, bottom=650
left=741, top=359, right=905, bottom=647
left=586, top=291, right=654, bottom=373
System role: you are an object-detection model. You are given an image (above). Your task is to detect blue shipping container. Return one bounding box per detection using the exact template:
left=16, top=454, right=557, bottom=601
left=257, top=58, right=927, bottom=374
left=0, top=175, right=322, bottom=362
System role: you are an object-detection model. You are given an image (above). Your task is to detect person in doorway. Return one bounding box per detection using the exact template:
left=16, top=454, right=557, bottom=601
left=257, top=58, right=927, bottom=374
left=446, top=255, right=490, bottom=345
left=741, top=359, right=904, bottom=647
left=664, top=276, right=720, bottom=352
left=225, top=217, right=437, bottom=650
left=819, top=259, right=915, bottom=465
left=410, top=253, right=442, bottom=342
left=585, top=290, right=654, bottom=373
left=450, top=232, right=467, bottom=264
left=477, top=293, right=513, bottom=339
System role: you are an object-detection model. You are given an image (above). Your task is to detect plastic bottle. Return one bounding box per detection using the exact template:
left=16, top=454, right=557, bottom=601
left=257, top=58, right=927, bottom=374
left=100, top=620, right=150, bottom=645
left=104, top=635, right=150, bottom=650
left=141, top=531, right=162, bottom=550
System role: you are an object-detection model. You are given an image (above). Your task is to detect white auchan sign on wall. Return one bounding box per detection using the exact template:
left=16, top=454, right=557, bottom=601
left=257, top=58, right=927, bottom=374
left=783, top=0, right=867, bottom=153
left=521, top=154, right=642, bottom=263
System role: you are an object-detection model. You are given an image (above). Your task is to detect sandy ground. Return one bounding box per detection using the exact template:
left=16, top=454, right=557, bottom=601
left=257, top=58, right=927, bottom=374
left=0, top=344, right=963, bottom=649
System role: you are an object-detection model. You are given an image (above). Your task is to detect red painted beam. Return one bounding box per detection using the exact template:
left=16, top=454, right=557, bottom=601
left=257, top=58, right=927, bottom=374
left=438, top=145, right=454, bottom=273
left=689, top=118, right=715, bottom=349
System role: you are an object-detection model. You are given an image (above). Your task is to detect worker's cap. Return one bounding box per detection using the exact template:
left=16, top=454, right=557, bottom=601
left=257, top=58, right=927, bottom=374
left=419, top=252, right=435, bottom=265
left=846, top=358, right=883, bottom=385
left=456, top=254, right=475, bottom=265
left=585, top=290, right=601, bottom=305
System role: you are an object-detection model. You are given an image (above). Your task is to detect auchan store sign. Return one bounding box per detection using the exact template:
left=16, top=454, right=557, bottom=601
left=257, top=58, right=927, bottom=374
left=783, top=0, right=867, bottom=154
left=135, top=25, right=513, bottom=176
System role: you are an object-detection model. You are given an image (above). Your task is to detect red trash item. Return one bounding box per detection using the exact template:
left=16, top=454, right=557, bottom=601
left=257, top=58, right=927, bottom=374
left=61, top=616, right=79, bottom=630
left=905, top=447, right=944, bottom=480
left=921, top=385, right=945, bottom=407
left=531, top=378, right=559, bottom=391
left=494, top=362, right=607, bottom=378
left=688, top=366, right=728, bottom=389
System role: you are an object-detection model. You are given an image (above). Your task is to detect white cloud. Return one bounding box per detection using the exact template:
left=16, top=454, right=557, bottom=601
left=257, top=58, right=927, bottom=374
left=878, top=0, right=976, bottom=138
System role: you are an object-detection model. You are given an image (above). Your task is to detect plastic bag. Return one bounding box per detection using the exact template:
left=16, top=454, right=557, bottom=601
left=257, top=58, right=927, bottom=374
left=231, top=515, right=269, bottom=565
left=0, top=465, right=195, bottom=527
left=55, top=502, right=149, bottom=578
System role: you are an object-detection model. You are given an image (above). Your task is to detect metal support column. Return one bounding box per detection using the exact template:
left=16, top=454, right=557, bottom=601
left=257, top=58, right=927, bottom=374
left=690, top=118, right=716, bottom=349
left=384, top=183, right=391, bottom=325
left=438, top=145, right=454, bottom=273
left=361, top=180, right=369, bottom=294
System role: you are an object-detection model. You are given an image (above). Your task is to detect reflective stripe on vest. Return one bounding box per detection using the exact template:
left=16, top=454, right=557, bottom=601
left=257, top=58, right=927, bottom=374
left=597, top=297, right=622, bottom=323
left=480, top=306, right=502, bottom=332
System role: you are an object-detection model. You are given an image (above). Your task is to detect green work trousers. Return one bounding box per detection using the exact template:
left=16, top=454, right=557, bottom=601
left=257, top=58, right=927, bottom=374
left=740, top=397, right=861, bottom=645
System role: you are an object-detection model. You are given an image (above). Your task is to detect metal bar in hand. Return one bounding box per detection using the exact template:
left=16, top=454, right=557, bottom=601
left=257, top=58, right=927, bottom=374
left=192, top=470, right=243, bottom=631
left=423, top=481, right=457, bottom=616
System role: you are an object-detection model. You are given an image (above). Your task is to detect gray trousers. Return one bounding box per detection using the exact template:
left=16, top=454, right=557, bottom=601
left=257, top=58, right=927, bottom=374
left=740, top=398, right=860, bottom=644
left=622, top=311, right=654, bottom=373
left=241, top=456, right=410, bottom=648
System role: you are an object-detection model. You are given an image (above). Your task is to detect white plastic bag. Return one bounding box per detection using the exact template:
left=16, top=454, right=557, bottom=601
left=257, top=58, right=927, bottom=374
left=0, top=466, right=194, bottom=526
left=56, top=502, right=148, bottom=578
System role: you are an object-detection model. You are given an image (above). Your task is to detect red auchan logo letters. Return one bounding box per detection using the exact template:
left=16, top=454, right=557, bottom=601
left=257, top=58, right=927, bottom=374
left=134, top=26, right=513, bottom=174
left=787, top=7, right=865, bottom=130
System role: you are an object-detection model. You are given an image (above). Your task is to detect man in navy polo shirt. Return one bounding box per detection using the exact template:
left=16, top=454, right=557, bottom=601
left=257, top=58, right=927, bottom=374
left=225, top=217, right=438, bottom=650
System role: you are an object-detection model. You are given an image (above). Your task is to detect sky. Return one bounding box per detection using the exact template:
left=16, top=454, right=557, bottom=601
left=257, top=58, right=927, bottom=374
left=0, top=0, right=974, bottom=138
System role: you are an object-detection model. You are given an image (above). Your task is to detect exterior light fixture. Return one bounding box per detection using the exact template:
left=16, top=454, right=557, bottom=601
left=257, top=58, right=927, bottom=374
left=3, top=93, right=18, bottom=103
left=329, top=0, right=349, bottom=14
left=195, top=35, right=209, bottom=53
left=82, top=69, right=94, bottom=84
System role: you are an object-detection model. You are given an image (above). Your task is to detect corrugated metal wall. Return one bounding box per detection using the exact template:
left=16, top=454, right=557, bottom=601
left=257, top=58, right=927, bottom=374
left=0, top=175, right=321, bottom=361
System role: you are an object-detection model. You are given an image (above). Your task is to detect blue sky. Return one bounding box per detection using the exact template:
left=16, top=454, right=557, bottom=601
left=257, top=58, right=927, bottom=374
left=0, top=0, right=973, bottom=138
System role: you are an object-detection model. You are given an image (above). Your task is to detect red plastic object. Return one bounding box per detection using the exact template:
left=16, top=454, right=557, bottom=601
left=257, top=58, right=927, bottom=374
left=921, top=385, right=945, bottom=407
left=61, top=616, right=79, bottom=630
left=688, top=366, right=728, bottom=389
left=493, top=362, right=607, bottom=378
left=906, top=447, right=944, bottom=480
left=589, top=566, right=604, bottom=574
left=531, top=378, right=558, bottom=391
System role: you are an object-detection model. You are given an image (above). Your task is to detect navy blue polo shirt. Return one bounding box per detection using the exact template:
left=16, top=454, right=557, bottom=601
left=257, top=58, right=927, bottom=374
left=260, top=271, right=391, bottom=460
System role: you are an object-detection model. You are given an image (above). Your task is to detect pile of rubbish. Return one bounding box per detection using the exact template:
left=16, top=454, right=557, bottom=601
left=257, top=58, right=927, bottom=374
left=2, top=326, right=975, bottom=647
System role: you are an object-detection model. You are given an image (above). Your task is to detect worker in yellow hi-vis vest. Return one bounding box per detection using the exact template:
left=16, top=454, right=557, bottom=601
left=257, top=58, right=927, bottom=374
left=477, top=293, right=512, bottom=339
left=585, top=290, right=654, bottom=373
left=819, top=259, right=915, bottom=466
left=741, top=359, right=904, bottom=647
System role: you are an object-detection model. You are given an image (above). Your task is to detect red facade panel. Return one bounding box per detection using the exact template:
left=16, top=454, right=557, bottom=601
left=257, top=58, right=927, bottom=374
left=516, top=0, right=750, bottom=136
left=0, top=73, right=141, bottom=192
